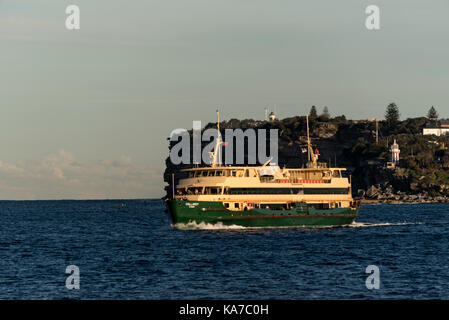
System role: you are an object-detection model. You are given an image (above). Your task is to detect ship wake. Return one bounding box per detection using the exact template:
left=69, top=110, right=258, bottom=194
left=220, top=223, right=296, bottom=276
left=171, top=221, right=423, bottom=230
left=172, top=221, right=247, bottom=230
left=346, top=221, right=423, bottom=228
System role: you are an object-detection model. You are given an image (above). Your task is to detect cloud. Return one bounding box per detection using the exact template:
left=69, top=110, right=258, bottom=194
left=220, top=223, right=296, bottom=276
left=0, top=149, right=162, bottom=200
left=0, top=161, right=25, bottom=176
left=112, top=155, right=132, bottom=168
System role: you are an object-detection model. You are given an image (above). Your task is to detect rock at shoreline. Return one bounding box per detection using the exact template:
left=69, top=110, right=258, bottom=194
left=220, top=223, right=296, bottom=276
left=366, top=185, right=379, bottom=199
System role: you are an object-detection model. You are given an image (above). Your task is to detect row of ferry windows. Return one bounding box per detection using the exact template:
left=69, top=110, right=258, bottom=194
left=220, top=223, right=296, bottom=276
left=178, top=187, right=350, bottom=195
left=188, top=169, right=256, bottom=178
left=187, top=170, right=343, bottom=179
left=224, top=202, right=343, bottom=209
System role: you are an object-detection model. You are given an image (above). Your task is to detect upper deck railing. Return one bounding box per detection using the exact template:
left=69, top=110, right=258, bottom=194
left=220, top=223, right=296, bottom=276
left=260, top=177, right=331, bottom=184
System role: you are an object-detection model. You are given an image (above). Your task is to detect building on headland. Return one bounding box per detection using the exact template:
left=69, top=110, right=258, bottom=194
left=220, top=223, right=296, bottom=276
left=264, top=107, right=277, bottom=121
left=391, top=139, right=400, bottom=164
left=386, top=139, right=400, bottom=169
left=423, top=120, right=449, bottom=136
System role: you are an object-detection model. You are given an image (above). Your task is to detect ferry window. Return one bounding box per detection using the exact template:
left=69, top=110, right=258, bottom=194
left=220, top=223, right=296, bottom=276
left=234, top=203, right=239, bottom=209
left=224, top=203, right=229, bottom=208
left=231, top=170, right=237, bottom=177
left=205, top=187, right=219, bottom=195
left=303, top=188, right=349, bottom=194
left=187, top=188, right=200, bottom=195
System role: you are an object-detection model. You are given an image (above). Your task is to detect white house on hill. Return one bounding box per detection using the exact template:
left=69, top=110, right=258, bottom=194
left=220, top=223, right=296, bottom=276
left=423, top=120, right=449, bottom=136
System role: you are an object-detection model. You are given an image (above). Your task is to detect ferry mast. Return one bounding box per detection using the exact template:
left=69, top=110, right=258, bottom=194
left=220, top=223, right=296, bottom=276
left=210, top=110, right=222, bottom=167
left=306, top=115, right=318, bottom=168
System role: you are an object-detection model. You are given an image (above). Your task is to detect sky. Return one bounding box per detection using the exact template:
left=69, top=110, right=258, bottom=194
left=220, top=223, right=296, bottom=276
left=1, top=0, right=448, bottom=199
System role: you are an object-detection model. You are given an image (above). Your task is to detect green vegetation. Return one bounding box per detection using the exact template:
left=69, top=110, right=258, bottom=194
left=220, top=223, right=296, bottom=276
left=385, top=102, right=400, bottom=128
left=427, top=106, right=439, bottom=125
left=309, top=106, right=318, bottom=118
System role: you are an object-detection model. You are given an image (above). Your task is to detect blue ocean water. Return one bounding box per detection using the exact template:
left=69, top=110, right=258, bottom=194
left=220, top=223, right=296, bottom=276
left=0, top=200, right=448, bottom=299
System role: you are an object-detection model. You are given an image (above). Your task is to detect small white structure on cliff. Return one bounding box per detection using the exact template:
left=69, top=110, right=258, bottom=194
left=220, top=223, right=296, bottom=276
left=391, top=139, right=400, bottom=164
left=386, top=139, right=400, bottom=169
left=264, top=108, right=277, bottom=121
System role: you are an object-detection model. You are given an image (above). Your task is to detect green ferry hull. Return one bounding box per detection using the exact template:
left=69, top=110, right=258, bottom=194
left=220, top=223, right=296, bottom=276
left=168, top=200, right=358, bottom=228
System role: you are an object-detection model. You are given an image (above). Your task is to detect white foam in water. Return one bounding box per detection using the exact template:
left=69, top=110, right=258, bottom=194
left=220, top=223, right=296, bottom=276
left=172, top=221, right=423, bottom=230
left=173, top=222, right=352, bottom=230
left=172, top=221, right=248, bottom=230
left=347, top=221, right=423, bottom=228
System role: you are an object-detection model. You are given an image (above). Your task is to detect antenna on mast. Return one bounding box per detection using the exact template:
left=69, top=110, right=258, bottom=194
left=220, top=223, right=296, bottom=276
left=306, top=115, right=318, bottom=168
left=306, top=115, right=311, bottom=162
left=210, top=109, right=222, bottom=167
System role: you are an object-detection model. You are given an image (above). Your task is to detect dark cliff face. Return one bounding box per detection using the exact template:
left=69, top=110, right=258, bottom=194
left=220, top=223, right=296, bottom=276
left=163, top=116, right=449, bottom=199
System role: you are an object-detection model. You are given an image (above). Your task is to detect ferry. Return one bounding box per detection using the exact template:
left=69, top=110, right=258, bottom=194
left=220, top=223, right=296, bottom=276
left=167, top=112, right=359, bottom=228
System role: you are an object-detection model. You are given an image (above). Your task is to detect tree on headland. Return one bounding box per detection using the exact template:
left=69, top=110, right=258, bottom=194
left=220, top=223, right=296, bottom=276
left=320, top=106, right=330, bottom=121
left=427, top=106, right=438, bottom=123
left=309, top=105, right=318, bottom=118
left=385, top=103, right=400, bottom=127
left=333, top=114, right=346, bottom=123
